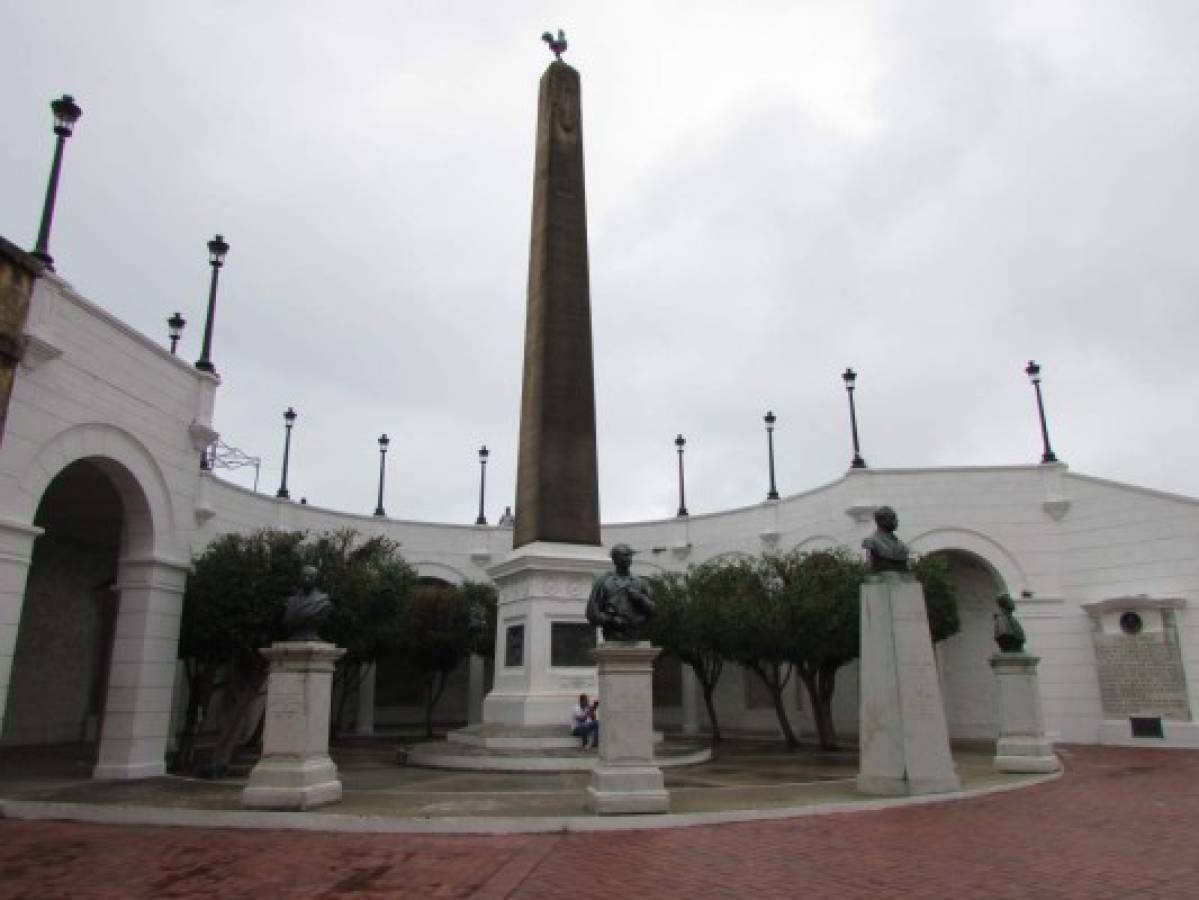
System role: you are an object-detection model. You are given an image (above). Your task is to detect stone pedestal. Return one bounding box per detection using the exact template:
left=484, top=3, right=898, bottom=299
left=242, top=641, right=345, bottom=810
left=990, top=652, right=1059, bottom=773
left=857, top=573, right=960, bottom=796
left=587, top=642, right=669, bottom=815
left=482, top=542, right=610, bottom=726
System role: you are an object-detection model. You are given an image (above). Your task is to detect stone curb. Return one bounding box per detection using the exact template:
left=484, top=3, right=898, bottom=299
left=400, top=746, right=712, bottom=772
left=0, top=763, right=1062, bottom=835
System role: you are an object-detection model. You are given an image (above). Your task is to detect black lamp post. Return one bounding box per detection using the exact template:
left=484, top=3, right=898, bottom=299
left=1024, top=360, right=1058, bottom=463
left=31, top=94, right=82, bottom=270
left=675, top=434, right=689, bottom=517
left=374, top=434, right=389, bottom=516
left=195, top=234, right=229, bottom=374
left=842, top=367, right=867, bottom=469
left=764, top=410, right=780, bottom=500
left=276, top=407, right=297, bottom=499
left=475, top=445, right=490, bottom=525
left=167, top=312, right=186, bottom=355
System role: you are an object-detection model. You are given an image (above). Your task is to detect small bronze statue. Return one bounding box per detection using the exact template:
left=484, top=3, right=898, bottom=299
left=993, top=594, right=1026, bottom=653
left=541, top=29, right=567, bottom=60
left=862, top=506, right=910, bottom=573
left=586, top=544, right=655, bottom=641
left=280, top=565, right=332, bottom=641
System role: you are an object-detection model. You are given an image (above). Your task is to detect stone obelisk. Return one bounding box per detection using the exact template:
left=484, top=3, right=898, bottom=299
left=514, top=58, right=601, bottom=549
left=482, top=43, right=611, bottom=726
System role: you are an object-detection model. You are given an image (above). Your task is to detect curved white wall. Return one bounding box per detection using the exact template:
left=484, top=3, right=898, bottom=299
left=4, top=272, right=1199, bottom=754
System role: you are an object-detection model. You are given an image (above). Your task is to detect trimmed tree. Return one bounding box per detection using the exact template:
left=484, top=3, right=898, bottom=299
left=763, top=548, right=867, bottom=751
left=178, top=528, right=420, bottom=772
left=398, top=581, right=495, bottom=737
left=726, top=556, right=802, bottom=749
left=306, top=530, right=418, bottom=737
left=176, top=529, right=306, bottom=773
left=766, top=547, right=961, bottom=751
left=647, top=563, right=739, bottom=742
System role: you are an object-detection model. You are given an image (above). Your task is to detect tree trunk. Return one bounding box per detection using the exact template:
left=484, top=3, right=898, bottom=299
left=207, top=666, right=267, bottom=773
left=700, top=680, right=722, bottom=743
left=330, top=662, right=363, bottom=741
left=748, top=661, right=799, bottom=749
left=175, top=663, right=214, bottom=773
left=815, top=664, right=839, bottom=750
left=797, top=662, right=841, bottom=751
left=683, top=653, right=723, bottom=743
left=422, top=671, right=449, bottom=739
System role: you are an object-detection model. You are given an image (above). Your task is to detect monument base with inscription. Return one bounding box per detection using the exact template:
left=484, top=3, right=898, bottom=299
left=482, top=542, right=610, bottom=727
left=587, top=642, right=669, bottom=815
left=990, top=653, right=1059, bottom=773
left=242, top=641, right=345, bottom=811
left=857, top=573, right=960, bottom=796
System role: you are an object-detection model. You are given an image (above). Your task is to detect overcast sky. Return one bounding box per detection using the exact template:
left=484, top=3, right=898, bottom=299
left=3, top=2, right=1199, bottom=525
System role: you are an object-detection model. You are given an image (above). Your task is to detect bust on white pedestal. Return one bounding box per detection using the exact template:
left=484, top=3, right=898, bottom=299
left=857, top=507, right=960, bottom=796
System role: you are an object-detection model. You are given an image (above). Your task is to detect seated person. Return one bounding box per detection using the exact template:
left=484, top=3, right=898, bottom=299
left=570, top=693, right=599, bottom=749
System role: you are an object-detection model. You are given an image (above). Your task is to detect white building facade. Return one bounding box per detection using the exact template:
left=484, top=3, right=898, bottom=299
left=1, top=271, right=1197, bottom=779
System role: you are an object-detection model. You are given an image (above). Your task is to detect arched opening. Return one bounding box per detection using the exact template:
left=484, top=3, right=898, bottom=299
left=929, top=548, right=1008, bottom=741
left=1, top=460, right=124, bottom=766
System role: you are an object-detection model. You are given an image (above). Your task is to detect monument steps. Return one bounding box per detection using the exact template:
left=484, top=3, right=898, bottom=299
left=400, top=733, right=711, bottom=773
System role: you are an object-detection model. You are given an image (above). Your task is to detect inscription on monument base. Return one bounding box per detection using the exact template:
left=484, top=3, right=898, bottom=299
left=1094, top=632, right=1191, bottom=720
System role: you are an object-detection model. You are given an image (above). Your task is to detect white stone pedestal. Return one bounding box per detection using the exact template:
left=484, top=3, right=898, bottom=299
left=857, top=573, right=960, bottom=796
left=587, top=642, right=669, bottom=815
left=990, top=652, right=1059, bottom=773
left=482, top=542, right=610, bottom=726
left=242, top=641, right=346, bottom=810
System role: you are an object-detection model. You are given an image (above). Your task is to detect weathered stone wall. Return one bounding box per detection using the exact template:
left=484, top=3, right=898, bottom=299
left=0, top=238, right=42, bottom=448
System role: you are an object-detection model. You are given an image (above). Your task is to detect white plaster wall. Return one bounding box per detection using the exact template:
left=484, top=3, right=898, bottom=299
left=4, top=272, right=1199, bottom=753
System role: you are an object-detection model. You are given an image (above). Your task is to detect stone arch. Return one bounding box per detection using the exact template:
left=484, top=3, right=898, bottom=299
left=15, top=423, right=175, bottom=560
left=411, top=561, right=469, bottom=585
left=791, top=534, right=844, bottom=553
left=914, top=543, right=1010, bottom=741
left=696, top=549, right=755, bottom=567
left=906, top=526, right=1024, bottom=596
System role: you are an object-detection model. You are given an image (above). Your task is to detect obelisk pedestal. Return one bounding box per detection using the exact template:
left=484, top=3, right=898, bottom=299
left=242, top=641, right=345, bottom=810
left=857, top=573, right=960, bottom=796
left=587, top=642, right=669, bottom=815
left=990, top=652, right=1059, bottom=773
left=482, top=542, right=610, bottom=725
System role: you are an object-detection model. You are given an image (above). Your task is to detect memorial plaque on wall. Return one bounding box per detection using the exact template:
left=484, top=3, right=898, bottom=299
left=1094, top=623, right=1191, bottom=720
left=551, top=622, right=596, bottom=667
left=505, top=624, right=525, bottom=667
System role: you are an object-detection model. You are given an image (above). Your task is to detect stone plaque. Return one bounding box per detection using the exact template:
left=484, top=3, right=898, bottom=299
left=551, top=622, right=596, bottom=667
left=504, top=624, right=525, bottom=668
left=1094, top=629, right=1191, bottom=720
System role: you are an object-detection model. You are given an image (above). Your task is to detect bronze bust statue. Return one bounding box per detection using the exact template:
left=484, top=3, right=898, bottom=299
left=280, top=565, right=332, bottom=641
left=993, top=594, right=1026, bottom=653
left=862, top=506, right=910, bottom=573
left=586, top=544, right=655, bottom=641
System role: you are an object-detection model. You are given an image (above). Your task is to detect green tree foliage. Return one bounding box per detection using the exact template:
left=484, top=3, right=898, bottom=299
left=306, top=530, right=418, bottom=736
left=761, top=548, right=867, bottom=751
left=645, top=548, right=962, bottom=753
left=647, top=563, right=739, bottom=742
left=719, top=556, right=800, bottom=749
left=397, top=581, right=496, bottom=737
left=913, top=553, right=960, bottom=643
left=176, top=529, right=306, bottom=772
left=764, top=548, right=961, bottom=751
left=177, top=528, right=418, bottom=771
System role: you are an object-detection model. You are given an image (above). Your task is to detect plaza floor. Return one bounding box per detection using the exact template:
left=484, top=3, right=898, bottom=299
left=1, top=741, right=1196, bottom=897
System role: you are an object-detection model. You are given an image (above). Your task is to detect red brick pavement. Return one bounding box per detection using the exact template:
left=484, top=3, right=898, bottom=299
left=0, top=745, right=1196, bottom=899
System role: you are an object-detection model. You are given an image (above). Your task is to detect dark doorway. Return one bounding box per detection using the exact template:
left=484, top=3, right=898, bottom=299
left=1, top=460, right=123, bottom=759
